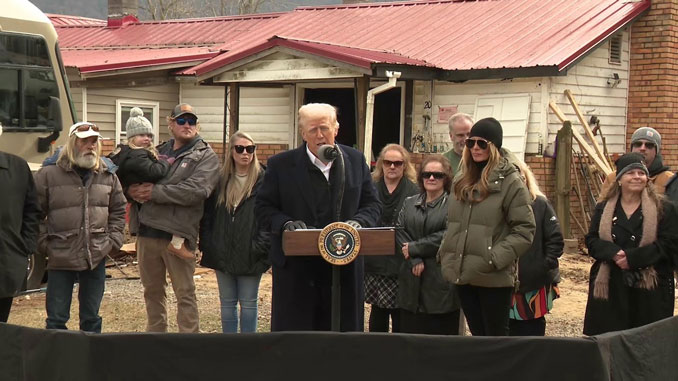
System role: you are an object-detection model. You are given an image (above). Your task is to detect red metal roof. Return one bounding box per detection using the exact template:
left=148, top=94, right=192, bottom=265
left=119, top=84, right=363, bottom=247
left=185, top=0, right=649, bottom=77
left=47, top=14, right=106, bottom=27
left=52, top=13, right=283, bottom=73
left=213, top=36, right=433, bottom=72
left=61, top=48, right=220, bottom=74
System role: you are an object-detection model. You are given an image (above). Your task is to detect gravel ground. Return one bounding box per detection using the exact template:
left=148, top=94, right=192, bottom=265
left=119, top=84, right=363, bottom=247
left=8, top=252, right=677, bottom=336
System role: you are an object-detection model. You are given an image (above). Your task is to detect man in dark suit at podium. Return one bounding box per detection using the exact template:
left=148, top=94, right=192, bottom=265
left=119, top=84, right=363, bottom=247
left=256, top=103, right=381, bottom=331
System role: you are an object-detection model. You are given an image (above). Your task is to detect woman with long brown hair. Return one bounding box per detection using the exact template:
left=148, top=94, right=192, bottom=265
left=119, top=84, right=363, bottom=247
left=583, top=152, right=678, bottom=335
left=438, top=118, right=535, bottom=336
left=365, top=144, right=419, bottom=332
left=199, top=131, right=270, bottom=333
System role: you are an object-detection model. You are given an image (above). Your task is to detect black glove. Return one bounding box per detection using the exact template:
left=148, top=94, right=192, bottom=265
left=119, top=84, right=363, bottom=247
left=284, top=220, right=308, bottom=231
left=345, top=220, right=362, bottom=229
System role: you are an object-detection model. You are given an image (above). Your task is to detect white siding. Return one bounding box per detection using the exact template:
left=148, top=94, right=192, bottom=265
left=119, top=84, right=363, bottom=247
left=182, top=83, right=294, bottom=145
left=239, top=86, right=294, bottom=144
left=413, top=78, right=543, bottom=154
left=86, top=84, right=179, bottom=142
left=413, top=31, right=630, bottom=156
left=180, top=83, right=226, bottom=142
left=69, top=86, right=83, bottom=121
left=548, top=30, right=630, bottom=154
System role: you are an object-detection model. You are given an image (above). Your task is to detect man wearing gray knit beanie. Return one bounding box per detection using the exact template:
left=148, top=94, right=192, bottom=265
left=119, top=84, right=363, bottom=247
left=601, top=126, right=673, bottom=198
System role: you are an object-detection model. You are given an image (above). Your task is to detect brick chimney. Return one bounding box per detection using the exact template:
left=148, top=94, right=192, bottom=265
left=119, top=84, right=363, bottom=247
left=627, top=0, right=678, bottom=168
left=108, top=0, right=139, bottom=27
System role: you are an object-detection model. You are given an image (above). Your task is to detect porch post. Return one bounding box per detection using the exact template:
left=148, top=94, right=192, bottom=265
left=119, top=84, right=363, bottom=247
left=354, top=76, right=369, bottom=153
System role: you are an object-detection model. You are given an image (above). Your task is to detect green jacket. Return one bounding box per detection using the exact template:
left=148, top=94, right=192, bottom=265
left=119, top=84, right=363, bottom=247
left=443, top=149, right=462, bottom=177
left=438, top=156, right=536, bottom=288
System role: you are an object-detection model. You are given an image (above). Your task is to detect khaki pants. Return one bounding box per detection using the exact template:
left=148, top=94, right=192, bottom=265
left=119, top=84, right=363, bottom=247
left=137, top=236, right=199, bottom=332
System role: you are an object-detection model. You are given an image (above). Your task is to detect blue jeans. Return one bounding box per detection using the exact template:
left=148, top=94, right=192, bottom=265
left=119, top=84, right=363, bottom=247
left=215, top=270, right=262, bottom=333
left=45, top=261, right=106, bottom=333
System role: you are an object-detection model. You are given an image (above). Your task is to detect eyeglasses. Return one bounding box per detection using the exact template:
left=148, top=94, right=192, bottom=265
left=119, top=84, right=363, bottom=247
left=421, top=171, right=446, bottom=180
left=234, top=145, right=256, bottom=154
left=383, top=159, right=404, bottom=168
left=69, top=122, right=100, bottom=136
left=175, top=117, right=197, bottom=126
left=632, top=141, right=656, bottom=150
left=465, top=138, right=489, bottom=150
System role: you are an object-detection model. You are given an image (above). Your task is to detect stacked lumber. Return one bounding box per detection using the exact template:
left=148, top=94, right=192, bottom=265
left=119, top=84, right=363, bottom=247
left=551, top=90, right=615, bottom=236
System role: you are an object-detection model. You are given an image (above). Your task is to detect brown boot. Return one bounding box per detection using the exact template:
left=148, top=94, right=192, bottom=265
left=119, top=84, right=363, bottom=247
left=167, top=242, right=195, bottom=260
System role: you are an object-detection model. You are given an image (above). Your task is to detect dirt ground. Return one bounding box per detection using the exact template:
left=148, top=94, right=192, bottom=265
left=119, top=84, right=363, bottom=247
left=7, top=250, right=678, bottom=335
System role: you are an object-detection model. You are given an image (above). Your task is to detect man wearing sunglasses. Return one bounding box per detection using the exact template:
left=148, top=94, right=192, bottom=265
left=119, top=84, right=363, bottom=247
left=35, top=122, right=127, bottom=333
left=256, top=103, right=381, bottom=332
left=601, top=127, right=673, bottom=198
left=443, top=113, right=473, bottom=176
left=127, top=103, right=219, bottom=333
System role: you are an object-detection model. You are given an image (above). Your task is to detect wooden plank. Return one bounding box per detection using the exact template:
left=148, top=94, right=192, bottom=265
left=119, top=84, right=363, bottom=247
left=355, top=76, right=369, bottom=153
left=565, top=89, right=614, bottom=173
left=229, top=83, right=239, bottom=135
left=555, top=121, right=572, bottom=238
left=283, top=229, right=396, bottom=256
left=549, top=100, right=611, bottom=175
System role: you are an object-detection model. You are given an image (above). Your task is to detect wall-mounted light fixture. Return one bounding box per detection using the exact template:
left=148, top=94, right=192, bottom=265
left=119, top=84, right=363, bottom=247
left=607, top=72, right=621, bottom=88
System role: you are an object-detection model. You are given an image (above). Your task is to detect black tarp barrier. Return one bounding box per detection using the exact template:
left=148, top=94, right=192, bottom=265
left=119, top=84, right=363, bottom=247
left=0, top=317, right=675, bottom=381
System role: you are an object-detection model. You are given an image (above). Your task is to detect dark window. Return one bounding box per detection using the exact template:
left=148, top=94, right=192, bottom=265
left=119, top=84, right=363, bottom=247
left=609, top=34, right=622, bottom=65
left=0, top=33, right=60, bottom=130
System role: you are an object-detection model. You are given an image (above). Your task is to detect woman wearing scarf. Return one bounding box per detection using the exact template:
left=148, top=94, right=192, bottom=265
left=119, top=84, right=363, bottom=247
left=584, top=152, right=678, bottom=335
left=365, top=144, right=419, bottom=332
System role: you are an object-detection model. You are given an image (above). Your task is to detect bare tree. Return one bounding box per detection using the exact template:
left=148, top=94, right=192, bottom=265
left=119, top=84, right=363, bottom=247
left=139, top=0, right=284, bottom=20
left=140, top=0, right=200, bottom=20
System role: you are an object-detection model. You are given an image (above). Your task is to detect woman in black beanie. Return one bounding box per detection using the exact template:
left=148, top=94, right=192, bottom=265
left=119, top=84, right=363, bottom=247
left=438, top=117, right=536, bottom=336
left=583, top=152, right=678, bottom=335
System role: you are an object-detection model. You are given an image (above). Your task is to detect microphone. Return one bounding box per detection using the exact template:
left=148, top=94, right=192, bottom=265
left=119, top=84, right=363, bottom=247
left=318, top=144, right=340, bottom=162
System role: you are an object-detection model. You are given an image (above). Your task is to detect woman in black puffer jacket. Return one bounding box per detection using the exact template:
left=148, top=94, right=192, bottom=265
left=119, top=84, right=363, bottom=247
left=509, top=160, right=563, bottom=336
left=199, top=131, right=270, bottom=333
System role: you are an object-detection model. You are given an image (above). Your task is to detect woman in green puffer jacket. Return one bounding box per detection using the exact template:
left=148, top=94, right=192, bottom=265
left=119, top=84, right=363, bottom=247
left=438, top=118, right=535, bottom=336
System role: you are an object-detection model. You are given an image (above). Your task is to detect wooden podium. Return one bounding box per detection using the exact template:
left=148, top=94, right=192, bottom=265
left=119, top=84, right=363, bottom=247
left=282, top=227, right=396, bottom=331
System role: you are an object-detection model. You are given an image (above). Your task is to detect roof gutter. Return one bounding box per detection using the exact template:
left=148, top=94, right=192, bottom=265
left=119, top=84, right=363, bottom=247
left=364, top=70, right=401, bottom=165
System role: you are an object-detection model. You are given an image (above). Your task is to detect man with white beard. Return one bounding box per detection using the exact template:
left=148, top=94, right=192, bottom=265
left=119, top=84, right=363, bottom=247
left=35, top=122, right=127, bottom=333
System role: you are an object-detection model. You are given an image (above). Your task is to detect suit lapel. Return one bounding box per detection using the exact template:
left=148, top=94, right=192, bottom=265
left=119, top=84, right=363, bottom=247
left=292, top=145, right=318, bottom=220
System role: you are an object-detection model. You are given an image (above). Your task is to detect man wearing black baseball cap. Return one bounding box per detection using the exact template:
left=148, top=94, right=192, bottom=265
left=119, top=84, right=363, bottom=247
left=128, top=103, right=219, bottom=333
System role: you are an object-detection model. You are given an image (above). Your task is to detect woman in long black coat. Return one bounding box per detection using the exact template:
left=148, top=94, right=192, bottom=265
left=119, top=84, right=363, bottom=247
left=584, top=153, right=678, bottom=335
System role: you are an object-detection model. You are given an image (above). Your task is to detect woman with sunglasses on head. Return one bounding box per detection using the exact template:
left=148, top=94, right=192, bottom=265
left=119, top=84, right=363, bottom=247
left=438, top=117, right=535, bottom=336
left=583, top=153, right=678, bottom=335
left=396, top=154, right=460, bottom=335
left=365, top=144, right=419, bottom=332
left=199, top=131, right=270, bottom=333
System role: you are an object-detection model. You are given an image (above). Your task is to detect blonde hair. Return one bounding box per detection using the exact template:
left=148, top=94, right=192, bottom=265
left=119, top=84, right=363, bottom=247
left=128, top=136, right=159, bottom=160
left=58, top=133, right=102, bottom=171
left=453, top=143, right=501, bottom=202
left=298, top=103, right=339, bottom=130
left=514, top=159, right=545, bottom=201
left=217, top=131, right=262, bottom=211
left=372, top=143, right=416, bottom=183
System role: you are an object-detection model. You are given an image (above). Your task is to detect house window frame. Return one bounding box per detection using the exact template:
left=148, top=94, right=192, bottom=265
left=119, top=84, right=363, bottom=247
left=115, top=99, right=160, bottom=145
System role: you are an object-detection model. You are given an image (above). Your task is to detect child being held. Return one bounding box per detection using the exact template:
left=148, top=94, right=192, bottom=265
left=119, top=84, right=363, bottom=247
left=109, top=107, right=193, bottom=260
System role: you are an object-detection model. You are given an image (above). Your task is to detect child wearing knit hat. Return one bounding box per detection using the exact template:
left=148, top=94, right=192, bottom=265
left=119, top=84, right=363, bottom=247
left=109, top=108, right=193, bottom=260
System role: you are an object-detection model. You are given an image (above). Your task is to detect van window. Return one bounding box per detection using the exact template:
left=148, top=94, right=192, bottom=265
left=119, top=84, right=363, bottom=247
left=0, top=33, right=60, bottom=130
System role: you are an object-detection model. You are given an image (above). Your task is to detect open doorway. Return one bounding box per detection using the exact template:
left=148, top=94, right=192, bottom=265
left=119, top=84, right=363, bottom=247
left=304, top=88, right=356, bottom=147
left=302, top=86, right=402, bottom=159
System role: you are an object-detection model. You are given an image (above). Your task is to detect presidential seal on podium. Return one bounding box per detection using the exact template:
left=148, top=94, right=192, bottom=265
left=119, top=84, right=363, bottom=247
left=318, top=222, right=361, bottom=265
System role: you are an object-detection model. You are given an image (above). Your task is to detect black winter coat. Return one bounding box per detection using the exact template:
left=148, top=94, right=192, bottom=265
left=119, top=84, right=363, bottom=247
left=200, top=171, right=270, bottom=275
left=583, top=199, right=678, bottom=335
left=364, top=177, right=419, bottom=276
left=108, top=145, right=169, bottom=189
left=396, top=193, right=458, bottom=314
left=0, top=153, right=40, bottom=298
left=517, top=196, right=563, bottom=293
